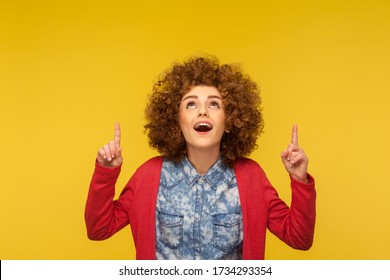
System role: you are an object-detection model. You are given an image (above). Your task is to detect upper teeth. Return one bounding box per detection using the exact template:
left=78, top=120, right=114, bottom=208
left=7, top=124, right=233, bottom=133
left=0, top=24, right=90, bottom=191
left=195, top=123, right=212, bottom=129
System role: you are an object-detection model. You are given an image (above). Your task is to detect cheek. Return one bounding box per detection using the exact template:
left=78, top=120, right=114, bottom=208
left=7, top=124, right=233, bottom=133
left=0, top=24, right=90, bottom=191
left=178, top=108, right=186, bottom=124
left=178, top=112, right=186, bottom=124
left=217, top=113, right=226, bottom=128
left=178, top=112, right=192, bottom=133
left=179, top=107, right=197, bottom=124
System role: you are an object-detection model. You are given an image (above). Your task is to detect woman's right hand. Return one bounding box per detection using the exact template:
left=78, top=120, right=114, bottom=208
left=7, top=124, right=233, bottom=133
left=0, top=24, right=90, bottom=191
left=97, top=122, right=123, bottom=167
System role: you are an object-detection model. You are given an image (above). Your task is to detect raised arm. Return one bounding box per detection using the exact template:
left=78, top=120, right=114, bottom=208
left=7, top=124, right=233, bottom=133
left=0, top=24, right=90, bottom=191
left=266, top=124, right=315, bottom=249
left=85, top=122, right=129, bottom=240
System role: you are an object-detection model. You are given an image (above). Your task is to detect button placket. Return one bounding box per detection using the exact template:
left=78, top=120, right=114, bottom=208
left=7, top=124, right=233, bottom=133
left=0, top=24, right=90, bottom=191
left=193, top=178, right=204, bottom=257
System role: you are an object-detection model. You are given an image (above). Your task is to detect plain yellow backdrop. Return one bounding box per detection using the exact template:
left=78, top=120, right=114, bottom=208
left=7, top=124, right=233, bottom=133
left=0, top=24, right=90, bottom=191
left=1, top=0, right=389, bottom=259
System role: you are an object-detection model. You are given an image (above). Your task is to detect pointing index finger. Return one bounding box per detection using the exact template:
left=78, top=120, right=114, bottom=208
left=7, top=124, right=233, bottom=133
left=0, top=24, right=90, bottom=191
left=114, top=122, right=121, bottom=145
left=291, top=124, right=298, bottom=145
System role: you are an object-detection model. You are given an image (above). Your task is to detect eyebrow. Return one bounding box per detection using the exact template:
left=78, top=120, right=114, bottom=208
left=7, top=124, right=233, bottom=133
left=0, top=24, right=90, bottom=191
left=181, top=95, right=223, bottom=102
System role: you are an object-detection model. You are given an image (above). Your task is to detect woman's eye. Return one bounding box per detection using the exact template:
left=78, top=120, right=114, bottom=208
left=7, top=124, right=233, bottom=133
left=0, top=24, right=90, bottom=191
left=186, top=102, right=197, bottom=109
left=209, top=101, right=220, bottom=109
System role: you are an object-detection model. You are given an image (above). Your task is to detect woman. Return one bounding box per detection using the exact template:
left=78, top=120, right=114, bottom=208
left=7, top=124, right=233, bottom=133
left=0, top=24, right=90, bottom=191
left=85, top=56, right=316, bottom=260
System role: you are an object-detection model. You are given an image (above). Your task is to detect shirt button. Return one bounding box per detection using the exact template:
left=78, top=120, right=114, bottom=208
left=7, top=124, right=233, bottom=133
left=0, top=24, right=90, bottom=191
left=198, top=177, right=205, bottom=184
left=194, top=216, right=200, bottom=223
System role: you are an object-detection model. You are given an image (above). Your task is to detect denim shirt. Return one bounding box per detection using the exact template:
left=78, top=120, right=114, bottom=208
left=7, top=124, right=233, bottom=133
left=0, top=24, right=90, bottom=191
left=155, top=156, right=243, bottom=260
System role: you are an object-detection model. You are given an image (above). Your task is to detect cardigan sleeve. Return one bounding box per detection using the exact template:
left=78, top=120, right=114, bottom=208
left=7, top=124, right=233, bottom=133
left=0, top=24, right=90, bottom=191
left=84, top=161, right=134, bottom=240
left=265, top=172, right=316, bottom=250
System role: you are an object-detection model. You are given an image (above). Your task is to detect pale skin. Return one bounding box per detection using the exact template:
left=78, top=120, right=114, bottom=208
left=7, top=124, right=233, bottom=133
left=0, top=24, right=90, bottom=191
left=97, top=88, right=309, bottom=183
left=178, top=86, right=226, bottom=175
left=280, top=124, right=309, bottom=183
left=97, top=122, right=123, bottom=167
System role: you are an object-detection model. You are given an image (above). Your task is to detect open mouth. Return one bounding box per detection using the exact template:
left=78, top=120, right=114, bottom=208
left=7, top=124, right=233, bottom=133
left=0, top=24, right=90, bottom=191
left=194, top=122, right=213, bottom=132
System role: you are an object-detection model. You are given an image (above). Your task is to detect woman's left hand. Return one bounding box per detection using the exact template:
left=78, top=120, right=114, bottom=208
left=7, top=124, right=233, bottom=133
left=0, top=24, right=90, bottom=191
left=281, top=125, right=309, bottom=183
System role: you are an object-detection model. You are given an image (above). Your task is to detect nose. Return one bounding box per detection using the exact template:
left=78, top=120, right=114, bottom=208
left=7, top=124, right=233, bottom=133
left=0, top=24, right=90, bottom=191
left=198, top=104, right=208, bottom=117
left=198, top=110, right=208, bottom=117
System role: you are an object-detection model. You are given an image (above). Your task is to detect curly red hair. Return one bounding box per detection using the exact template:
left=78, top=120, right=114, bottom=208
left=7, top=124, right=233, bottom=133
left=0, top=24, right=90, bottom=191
left=144, top=56, right=264, bottom=167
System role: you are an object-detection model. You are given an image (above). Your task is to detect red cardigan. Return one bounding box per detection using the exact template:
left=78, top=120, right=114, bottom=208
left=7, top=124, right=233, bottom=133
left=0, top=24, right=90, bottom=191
left=85, top=156, right=316, bottom=260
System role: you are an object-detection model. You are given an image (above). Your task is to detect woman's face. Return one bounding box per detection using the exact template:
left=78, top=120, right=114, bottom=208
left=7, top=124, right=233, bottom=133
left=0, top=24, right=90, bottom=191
left=179, top=85, right=226, bottom=154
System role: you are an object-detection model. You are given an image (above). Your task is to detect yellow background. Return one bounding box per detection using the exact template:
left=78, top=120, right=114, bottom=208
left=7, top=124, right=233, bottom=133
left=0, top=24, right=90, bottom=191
left=1, top=0, right=389, bottom=259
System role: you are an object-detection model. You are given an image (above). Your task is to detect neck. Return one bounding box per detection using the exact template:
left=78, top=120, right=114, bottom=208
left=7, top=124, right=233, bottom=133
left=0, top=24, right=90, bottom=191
left=186, top=147, right=220, bottom=176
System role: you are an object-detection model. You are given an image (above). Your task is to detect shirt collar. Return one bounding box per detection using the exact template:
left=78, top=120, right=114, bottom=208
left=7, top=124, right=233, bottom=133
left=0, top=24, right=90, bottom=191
left=182, top=156, right=234, bottom=190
